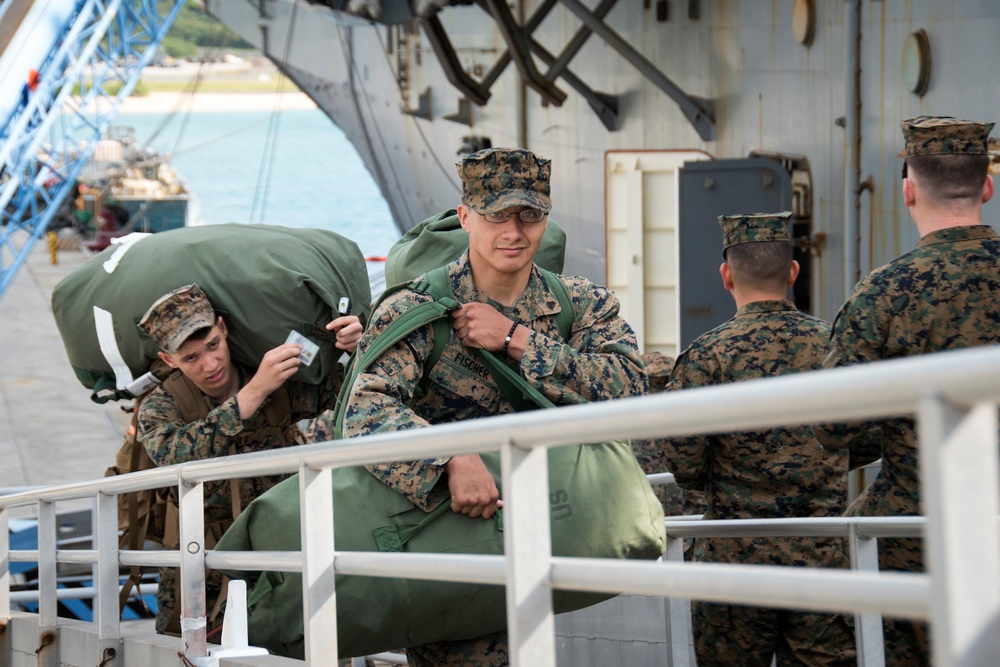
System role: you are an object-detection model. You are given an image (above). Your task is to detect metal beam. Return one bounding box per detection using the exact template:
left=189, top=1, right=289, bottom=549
left=469, top=0, right=616, bottom=128
left=557, top=0, right=715, bottom=140
left=542, top=0, right=617, bottom=84
left=919, top=397, right=1000, bottom=665
left=479, top=0, right=558, bottom=90
left=483, top=0, right=566, bottom=106
left=419, top=15, right=490, bottom=106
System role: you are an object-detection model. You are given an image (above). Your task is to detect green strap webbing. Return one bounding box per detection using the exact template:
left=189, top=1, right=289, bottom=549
left=334, top=264, right=577, bottom=436
left=332, top=287, right=459, bottom=438
left=424, top=265, right=575, bottom=343
left=476, top=348, right=555, bottom=411
left=373, top=499, right=504, bottom=552
left=424, top=265, right=575, bottom=413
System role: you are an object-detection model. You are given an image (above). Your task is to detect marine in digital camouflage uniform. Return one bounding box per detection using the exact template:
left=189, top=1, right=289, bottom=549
left=135, top=283, right=361, bottom=635
left=342, top=147, right=646, bottom=667
left=813, top=115, right=1000, bottom=667
left=632, top=352, right=707, bottom=518
left=632, top=352, right=686, bottom=515
left=662, top=213, right=855, bottom=667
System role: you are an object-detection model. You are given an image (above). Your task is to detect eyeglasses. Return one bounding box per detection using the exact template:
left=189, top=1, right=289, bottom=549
left=484, top=208, right=547, bottom=224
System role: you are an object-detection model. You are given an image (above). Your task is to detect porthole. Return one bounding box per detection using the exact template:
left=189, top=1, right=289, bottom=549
left=902, top=29, right=931, bottom=96
left=792, top=0, right=816, bottom=46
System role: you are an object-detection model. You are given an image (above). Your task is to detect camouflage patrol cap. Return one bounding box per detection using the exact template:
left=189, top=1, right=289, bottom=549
left=641, top=351, right=675, bottom=394
left=719, top=212, right=792, bottom=256
left=457, top=147, right=552, bottom=215
left=138, top=283, right=217, bottom=354
left=901, top=115, right=994, bottom=158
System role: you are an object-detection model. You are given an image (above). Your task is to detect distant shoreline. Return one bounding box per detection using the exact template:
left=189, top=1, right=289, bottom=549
left=92, top=90, right=318, bottom=115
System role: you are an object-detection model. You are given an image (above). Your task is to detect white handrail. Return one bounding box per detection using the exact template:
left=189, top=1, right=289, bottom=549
left=0, top=344, right=998, bottom=666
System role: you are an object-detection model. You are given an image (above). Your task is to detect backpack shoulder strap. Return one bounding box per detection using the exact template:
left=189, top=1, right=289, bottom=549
left=160, top=369, right=247, bottom=524
left=422, top=266, right=459, bottom=373
left=537, top=267, right=575, bottom=342
left=161, top=371, right=210, bottom=423
left=332, top=273, right=460, bottom=438
left=476, top=268, right=577, bottom=412
left=261, top=383, right=292, bottom=429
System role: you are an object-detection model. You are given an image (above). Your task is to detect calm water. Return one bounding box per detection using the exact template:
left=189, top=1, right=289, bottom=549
left=113, top=107, right=400, bottom=259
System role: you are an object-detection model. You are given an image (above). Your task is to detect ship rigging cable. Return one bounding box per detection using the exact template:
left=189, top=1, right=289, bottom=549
left=328, top=7, right=456, bottom=227
left=329, top=13, right=415, bottom=224
left=249, top=0, right=302, bottom=226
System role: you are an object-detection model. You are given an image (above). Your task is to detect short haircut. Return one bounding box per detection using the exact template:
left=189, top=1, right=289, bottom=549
left=907, top=154, right=990, bottom=203
left=725, top=241, right=793, bottom=292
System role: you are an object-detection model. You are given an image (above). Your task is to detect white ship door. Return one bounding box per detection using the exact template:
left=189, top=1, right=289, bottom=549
left=608, top=152, right=813, bottom=357
left=605, top=150, right=710, bottom=359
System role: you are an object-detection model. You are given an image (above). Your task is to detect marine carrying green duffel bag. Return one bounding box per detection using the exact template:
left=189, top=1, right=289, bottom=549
left=51, top=224, right=372, bottom=402
left=215, top=438, right=665, bottom=660
left=383, top=208, right=567, bottom=286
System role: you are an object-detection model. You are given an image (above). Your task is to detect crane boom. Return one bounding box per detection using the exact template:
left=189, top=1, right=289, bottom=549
left=0, top=0, right=184, bottom=300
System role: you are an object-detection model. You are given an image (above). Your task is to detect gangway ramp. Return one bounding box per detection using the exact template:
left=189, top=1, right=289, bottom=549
left=0, top=0, right=185, bottom=302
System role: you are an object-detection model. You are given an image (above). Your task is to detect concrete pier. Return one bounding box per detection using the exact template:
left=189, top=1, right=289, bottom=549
left=0, top=240, right=125, bottom=492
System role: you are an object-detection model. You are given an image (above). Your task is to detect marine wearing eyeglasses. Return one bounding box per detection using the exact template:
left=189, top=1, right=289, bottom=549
left=481, top=207, right=546, bottom=223
left=342, top=147, right=646, bottom=667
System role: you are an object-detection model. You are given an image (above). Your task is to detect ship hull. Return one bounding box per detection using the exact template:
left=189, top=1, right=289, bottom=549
left=207, top=0, right=1000, bottom=328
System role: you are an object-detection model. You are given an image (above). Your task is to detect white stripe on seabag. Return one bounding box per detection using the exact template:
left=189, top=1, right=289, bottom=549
left=93, top=306, right=134, bottom=388
left=102, top=232, right=152, bottom=274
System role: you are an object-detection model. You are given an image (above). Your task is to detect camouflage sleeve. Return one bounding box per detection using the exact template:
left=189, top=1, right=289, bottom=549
left=657, top=348, right=713, bottom=490
left=342, top=289, right=450, bottom=510
left=520, top=277, right=647, bottom=404
left=136, top=390, right=245, bottom=467
left=812, top=280, right=885, bottom=467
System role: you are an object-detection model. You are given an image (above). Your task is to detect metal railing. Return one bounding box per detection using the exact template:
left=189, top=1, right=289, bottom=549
left=1, top=345, right=999, bottom=666
left=661, top=515, right=929, bottom=667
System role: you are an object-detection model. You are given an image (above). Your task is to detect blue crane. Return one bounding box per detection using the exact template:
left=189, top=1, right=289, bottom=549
left=0, top=0, right=184, bottom=301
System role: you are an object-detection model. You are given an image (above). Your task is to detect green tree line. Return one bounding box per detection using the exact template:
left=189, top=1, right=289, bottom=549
left=162, top=0, right=253, bottom=59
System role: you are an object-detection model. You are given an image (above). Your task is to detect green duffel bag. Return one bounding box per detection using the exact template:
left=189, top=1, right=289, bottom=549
left=216, top=264, right=665, bottom=660
left=51, top=224, right=372, bottom=402
left=216, top=438, right=665, bottom=660
left=383, top=208, right=567, bottom=286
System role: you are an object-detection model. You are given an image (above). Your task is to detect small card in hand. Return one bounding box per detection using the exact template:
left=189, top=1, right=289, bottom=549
left=285, top=330, right=320, bottom=366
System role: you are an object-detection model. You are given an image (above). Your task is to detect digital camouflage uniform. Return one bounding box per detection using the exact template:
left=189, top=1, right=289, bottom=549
left=632, top=352, right=684, bottom=515
left=662, top=214, right=854, bottom=667
left=813, top=116, right=999, bottom=667
left=342, top=252, right=646, bottom=666
left=633, top=352, right=706, bottom=517
left=138, top=366, right=341, bottom=634
left=135, top=285, right=343, bottom=635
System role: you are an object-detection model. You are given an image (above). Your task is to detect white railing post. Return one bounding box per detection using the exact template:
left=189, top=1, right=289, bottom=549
left=501, top=436, right=556, bottom=666
left=663, top=532, right=693, bottom=667
left=299, top=464, right=337, bottom=662
left=95, top=491, right=122, bottom=664
left=918, top=396, right=1000, bottom=666
left=0, top=507, right=8, bottom=619
left=36, top=501, right=58, bottom=667
left=848, top=520, right=885, bottom=667
left=178, top=478, right=207, bottom=660
left=0, top=505, right=8, bottom=667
